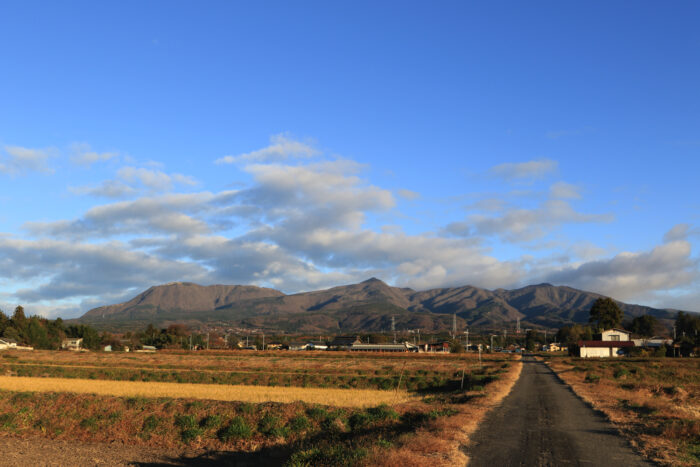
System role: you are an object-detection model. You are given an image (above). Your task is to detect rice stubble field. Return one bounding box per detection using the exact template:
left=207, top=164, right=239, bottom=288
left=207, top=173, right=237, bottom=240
left=0, top=349, right=523, bottom=466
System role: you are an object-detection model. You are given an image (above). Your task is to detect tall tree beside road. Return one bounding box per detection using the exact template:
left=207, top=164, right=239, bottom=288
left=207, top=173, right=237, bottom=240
left=589, top=297, right=622, bottom=331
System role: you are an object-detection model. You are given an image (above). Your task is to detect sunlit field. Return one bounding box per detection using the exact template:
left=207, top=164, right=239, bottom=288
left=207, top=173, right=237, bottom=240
left=0, top=349, right=507, bottom=392
left=0, top=376, right=410, bottom=407
left=0, top=349, right=521, bottom=465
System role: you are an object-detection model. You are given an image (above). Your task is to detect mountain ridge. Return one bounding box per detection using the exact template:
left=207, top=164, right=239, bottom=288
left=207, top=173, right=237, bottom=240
left=78, top=279, right=682, bottom=332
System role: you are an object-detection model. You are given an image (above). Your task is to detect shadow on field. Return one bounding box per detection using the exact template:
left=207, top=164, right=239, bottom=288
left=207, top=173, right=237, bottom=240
left=133, top=445, right=290, bottom=467
left=134, top=407, right=441, bottom=467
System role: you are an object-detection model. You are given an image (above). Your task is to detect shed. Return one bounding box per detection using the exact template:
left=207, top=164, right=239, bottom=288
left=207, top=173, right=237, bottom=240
left=61, top=338, right=83, bottom=351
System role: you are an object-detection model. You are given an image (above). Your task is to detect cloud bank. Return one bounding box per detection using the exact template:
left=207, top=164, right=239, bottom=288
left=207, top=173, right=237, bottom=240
left=0, top=138, right=697, bottom=317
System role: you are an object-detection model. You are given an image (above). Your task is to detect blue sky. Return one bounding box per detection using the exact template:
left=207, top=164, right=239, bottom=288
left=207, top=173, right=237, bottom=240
left=1, top=1, right=698, bottom=318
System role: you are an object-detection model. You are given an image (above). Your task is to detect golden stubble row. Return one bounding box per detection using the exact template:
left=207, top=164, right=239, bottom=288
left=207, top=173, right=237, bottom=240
left=0, top=375, right=412, bottom=408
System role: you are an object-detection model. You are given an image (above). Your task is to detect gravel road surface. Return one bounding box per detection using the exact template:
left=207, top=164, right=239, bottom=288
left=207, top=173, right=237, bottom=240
left=466, top=356, right=653, bottom=467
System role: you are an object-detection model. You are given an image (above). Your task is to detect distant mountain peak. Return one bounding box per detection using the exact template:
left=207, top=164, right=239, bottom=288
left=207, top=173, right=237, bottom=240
left=361, top=277, right=385, bottom=284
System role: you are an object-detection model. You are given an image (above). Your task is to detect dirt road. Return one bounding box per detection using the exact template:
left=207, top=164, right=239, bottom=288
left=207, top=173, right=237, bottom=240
left=465, top=356, right=653, bottom=466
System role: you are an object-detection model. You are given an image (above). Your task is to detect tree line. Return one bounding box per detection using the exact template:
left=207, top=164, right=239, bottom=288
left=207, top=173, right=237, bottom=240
left=555, top=297, right=700, bottom=356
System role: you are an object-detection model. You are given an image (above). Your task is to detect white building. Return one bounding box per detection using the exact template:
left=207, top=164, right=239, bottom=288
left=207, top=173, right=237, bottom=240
left=0, top=338, right=17, bottom=350
left=579, top=329, right=634, bottom=358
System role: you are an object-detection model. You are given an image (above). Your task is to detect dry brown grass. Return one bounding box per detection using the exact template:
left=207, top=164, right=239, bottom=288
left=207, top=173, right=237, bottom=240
left=365, top=355, right=523, bottom=467
left=0, top=349, right=521, bottom=465
left=0, top=349, right=495, bottom=380
left=544, top=357, right=699, bottom=466
left=0, top=375, right=412, bottom=407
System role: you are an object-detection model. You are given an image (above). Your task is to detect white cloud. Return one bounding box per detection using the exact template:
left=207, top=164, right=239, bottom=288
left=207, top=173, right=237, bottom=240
left=397, top=189, right=420, bottom=200
left=489, top=159, right=558, bottom=181
left=550, top=181, right=581, bottom=199
left=25, top=193, right=217, bottom=239
left=663, top=223, right=692, bottom=243
left=70, top=143, right=119, bottom=166
left=215, top=134, right=318, bottom=164
left=545, top=240, right=698, bottom=302
left=71, top=166, right=198, bottom=198
left=0, top=237, right=209, bottom=303
left=3, top=136, right=697, bottom=316
left=69, top=180, right=137, bottom=198
left=0, top=146, right=54, bottom=175
left=117, top=166, right=197, bottom=191
left=446, top=199, right=613, bottom=242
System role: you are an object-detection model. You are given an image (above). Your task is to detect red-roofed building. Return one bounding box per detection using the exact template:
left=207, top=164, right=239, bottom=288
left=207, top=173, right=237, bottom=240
left=578, top=328, right=634, bottom=357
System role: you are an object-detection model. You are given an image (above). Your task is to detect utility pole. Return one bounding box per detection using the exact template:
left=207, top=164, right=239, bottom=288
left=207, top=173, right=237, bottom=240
left=516, top=317, right=520, bottom=334
left=464, top=329, right=469, bottom=351
left=206, top=332, right=209, bottom=350
left=262, top=332, right=265, bottom=351
left=391, top=316, right=396, bottom=344
left=452, top=313, right=457, bottom=339
left=490, top=334, right=495, bottom=353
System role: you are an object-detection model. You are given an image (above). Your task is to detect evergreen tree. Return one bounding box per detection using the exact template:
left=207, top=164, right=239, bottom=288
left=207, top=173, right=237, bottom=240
left=589, top=297, right=622, bottom=331
left=630, top=315, right=657, bottom=337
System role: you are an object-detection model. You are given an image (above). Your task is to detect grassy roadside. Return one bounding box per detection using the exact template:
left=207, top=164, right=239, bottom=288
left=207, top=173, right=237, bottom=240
left=542, top=356, right=699, bottom=466
left=362, top=355, right=523, bottom=466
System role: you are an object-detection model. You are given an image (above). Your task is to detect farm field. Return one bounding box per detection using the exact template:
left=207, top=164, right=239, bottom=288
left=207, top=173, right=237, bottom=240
left=0, top=349, right=502, bottom=392
left=0, top=349, right=522, bottom=466
left=543, top=356, right=700, bottom=466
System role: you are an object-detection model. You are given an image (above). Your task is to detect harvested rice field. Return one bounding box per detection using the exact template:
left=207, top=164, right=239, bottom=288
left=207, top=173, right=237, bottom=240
left=0, top=349, right=522, bottom=466
left=0, top=375, right=411, bottom=407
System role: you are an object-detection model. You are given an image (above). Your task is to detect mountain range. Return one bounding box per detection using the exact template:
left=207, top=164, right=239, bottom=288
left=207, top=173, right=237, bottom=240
left=77, top=278, right=681, bottom=333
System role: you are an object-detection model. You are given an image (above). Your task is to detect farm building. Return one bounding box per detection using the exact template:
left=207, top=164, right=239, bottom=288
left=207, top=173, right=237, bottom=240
left=427, top=341, right=450, bottom=352
left=578, top=328, right=634, bottom=357
left=349, top=342, right=419, bottom=352
left=61, top=338, right=83, bottom=351
left=307, top=340, right=328, bottom=350
left=285, top=342, right=310, bottom=351
left=544, top=342, right=566, bottom=352
left=329, top=336, right=362, bottom=349
left=0, top=338, right=17, bottom=350
left=631, top=336, right=672, bottom=348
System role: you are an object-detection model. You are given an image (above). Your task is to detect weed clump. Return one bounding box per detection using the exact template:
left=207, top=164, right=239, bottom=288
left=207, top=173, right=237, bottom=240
left=140, top=414, right=161, bottom=439
left=285, top=445, right=367, bottom=467
left=259, top=413, right=289, bottom=438
left=218, top=416, right=253, bottom=441
left=201, top=414, right=222, bottom=430
left=584, top=373, right=601, bottom=383
left=367, top=404, right=399, bottom=422
left=289, top=414, right=311, bottom=432
left=175, top=414, right=203, bottom=443
left=306, top=406, right=328, bottom=421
